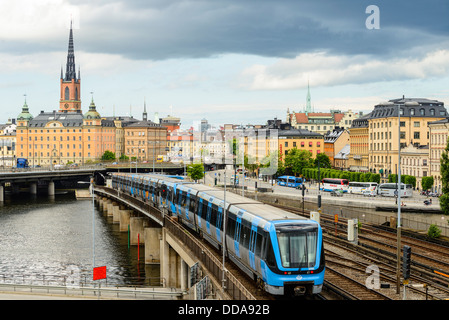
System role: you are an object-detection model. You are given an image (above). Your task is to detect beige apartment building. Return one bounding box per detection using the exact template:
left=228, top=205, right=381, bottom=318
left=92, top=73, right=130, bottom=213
left=123, top=111, right=167, bottom=162
left=428, top=118, right=449, bottom=193
left=400, top=144, right=429, bottom=190
left=348, top=113, right=370, bottom=172
left=368, top=97, right=446, bottom=178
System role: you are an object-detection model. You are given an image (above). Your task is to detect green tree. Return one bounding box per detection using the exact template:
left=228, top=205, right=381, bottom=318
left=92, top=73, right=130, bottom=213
left=187, top=163, right=204, bottom=182
left=314, top=153, right=331, bottom=169
left=427, top=224, right=442, bottom=239
left=119, top=154, right=129, bottom=161
left=284, top=148, right=314, bottom=177
left=421, top=176, right=434, bottom=191
left=370, top=173, right=381, bottom=183
left=101, top=150, right=116, bottom=161
left=404, top=175, right=416, bottom=188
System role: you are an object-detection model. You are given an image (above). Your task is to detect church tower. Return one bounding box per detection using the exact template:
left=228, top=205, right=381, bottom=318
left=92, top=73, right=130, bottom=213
left=59, top=21, right=81, bottom=113
left=305, top=81, right=313, bottom=114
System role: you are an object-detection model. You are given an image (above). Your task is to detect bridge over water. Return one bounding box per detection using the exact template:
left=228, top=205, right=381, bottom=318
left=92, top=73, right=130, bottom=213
left=0, top=162, right=185, bottom=201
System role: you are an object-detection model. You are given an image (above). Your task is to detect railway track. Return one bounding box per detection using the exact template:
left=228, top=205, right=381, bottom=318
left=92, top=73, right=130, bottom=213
left=269, top=202, right=449, bottom=300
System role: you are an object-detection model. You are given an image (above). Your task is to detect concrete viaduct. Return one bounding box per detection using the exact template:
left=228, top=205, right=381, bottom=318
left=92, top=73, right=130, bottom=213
left=93, top=185, right=256, bottom=300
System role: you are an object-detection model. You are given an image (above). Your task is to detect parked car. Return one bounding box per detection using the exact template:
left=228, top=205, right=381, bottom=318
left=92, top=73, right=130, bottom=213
left=362, top=190, right=377, bottom=197
left=330, top=190, right=344, bottom=197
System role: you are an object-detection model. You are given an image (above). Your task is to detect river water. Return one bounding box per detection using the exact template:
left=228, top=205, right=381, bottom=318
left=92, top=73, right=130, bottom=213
left=0, top=191, right=159, bottom=286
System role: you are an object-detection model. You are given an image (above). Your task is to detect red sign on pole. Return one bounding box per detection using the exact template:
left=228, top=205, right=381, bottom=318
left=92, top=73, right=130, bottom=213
left=93, top=266, right=107, bottom=281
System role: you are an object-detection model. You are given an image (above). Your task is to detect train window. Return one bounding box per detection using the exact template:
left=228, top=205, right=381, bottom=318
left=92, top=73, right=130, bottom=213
left=255, top=232, right=263, bottom=256
left=210, top=204, right=218, bottom=226
left=202, top=201, right=209, bottom=219
left=265, top=237, right=276, bottom=267
left=197, top=200, right=203, bottom=219
left=227, top=217, right=235, bottom=238
left=241, top=225, right=250, bottom=248
left=189, top=195, right=196, bottom=212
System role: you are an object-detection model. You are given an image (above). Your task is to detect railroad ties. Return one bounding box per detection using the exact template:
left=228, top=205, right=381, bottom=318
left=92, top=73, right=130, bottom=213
left=268, top=202, right=449, bottom=300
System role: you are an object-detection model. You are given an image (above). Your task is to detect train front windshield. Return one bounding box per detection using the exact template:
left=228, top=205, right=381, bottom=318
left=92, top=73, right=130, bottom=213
left=276, top=224, right=318, bottom=269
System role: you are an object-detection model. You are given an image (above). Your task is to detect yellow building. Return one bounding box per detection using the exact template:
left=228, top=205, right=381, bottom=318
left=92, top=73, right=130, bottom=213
left=428, top=118, right=449, bottom=193
left=400, top=143, right=429, bottom=190
left=348, top=113, right=370, bottom=172
left=123, top=109, right=167, bottom=162
left=368, top=98, right=446, bottom=177
left=16, top=23, right=118, bottom=166
left=278, top=129, right=324, bottom=160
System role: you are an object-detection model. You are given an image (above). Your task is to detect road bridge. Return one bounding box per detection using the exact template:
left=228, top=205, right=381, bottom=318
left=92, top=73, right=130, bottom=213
left=93, top=185, right=256, bottom=300
left=0, top=167, right=107, bottom=201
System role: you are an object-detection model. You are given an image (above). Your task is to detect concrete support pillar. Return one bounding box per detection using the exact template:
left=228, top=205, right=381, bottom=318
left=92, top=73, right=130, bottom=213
left=144, top=227, right=161, bottom=264
left=0, top=185, right=4, bottom=202
left=29, top=182, right=37, bottom=195
left=103, top=199, right=112, bottom=215
left=169, top=247, right=180, bottom=288
left=48, top=181, right=55, bottom=196
left=161, top=230, right=170, bottom=288
left=107, top=201, right=114, bottom=217
left=180, top=259, right=188, bottom=292
left=130, top=217, right=147, bottom=245
left=112, top=202, right=120, bottom=223
left=119, top=209, right=132, bottom=232
left=12, top=183, right=20, bottom=195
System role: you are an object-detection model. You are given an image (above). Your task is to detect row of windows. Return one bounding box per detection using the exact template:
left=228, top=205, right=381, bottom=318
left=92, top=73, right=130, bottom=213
left=20, top=144, right=113, bottom=150
left=21, top=152, right=91, bottom=157
left=372, top=107, right=444, bottom=118
left=19, top=129, right=114, bottom=133
left=283, top=141, right=321, bottom=147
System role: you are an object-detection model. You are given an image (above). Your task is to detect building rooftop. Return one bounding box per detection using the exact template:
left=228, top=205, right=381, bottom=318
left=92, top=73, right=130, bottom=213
left=370, top=98, right=447, bottom=119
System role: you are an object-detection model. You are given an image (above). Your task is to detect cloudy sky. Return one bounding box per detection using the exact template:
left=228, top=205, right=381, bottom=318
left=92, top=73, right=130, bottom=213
left=1, top=0, right=449, bottom=128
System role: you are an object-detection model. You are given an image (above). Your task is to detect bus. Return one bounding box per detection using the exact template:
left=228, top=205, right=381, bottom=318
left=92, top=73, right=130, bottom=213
left=348, top=182, right=378, bottom=194
left=321, top=178, right=349, bottom=192
left=276, top=176, right=303, bottom=188
left=378, top=183, right=413, bottom=198
left=16, top=158, right=29, bottom=169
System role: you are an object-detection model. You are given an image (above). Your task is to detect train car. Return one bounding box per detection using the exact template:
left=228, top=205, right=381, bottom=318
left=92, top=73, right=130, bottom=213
left=110, top=172, right=325, bottom=296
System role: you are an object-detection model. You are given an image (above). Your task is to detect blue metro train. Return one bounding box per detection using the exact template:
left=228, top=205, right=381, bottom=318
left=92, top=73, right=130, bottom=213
left=111, top=172, right=325, bottom=296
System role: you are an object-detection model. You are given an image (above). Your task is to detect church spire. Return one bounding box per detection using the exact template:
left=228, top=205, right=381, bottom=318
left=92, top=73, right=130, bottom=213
left=305, top=80, right=312, bottom=114
left=64, top=20, right=77, bottom=81
left=143, top=98, right=148, bottom=121
left=60, top=20, right=81, bottom=113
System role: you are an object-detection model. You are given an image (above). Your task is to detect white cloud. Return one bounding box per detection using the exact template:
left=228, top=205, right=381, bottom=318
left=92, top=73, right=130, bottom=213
left=240, top=50, right=449, bottom=91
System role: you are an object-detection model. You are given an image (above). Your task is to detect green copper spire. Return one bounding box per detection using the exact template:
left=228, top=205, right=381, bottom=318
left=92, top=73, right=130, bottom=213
left=305, top=80, right=312, bottom=114
left=17, top=95, right=33, bottom=121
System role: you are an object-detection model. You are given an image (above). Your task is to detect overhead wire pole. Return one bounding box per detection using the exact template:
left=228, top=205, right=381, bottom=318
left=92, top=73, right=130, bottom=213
left=396, top=102, right=402, bottom=294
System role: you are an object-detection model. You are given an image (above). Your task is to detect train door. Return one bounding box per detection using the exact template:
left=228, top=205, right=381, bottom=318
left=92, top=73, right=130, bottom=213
left=248, top=217, right=261, bottom=270
left=206, top=199, right=213, bottom=235
left=234, top=211, right=243, bottom=258
left=177, top=190, right=183, bottom=217
left=168, top=185, right=176, bottom=215
left=215, top=203, right=223, bottom=243
left=197, top=198, right=203, bottom=228
left=185, top=191, right=191, bottom=221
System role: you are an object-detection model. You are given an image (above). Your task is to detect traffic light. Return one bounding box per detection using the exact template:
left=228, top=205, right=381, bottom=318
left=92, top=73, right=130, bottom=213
left=402, top=245, right=411, bottom=280
left=161, top=184, right=167, bottom=198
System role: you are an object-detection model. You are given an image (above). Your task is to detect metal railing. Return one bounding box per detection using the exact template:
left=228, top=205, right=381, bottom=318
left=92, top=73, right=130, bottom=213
left=0, top=273, right=183, bottom=299
left=164, top=217, right=255, bottom=300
